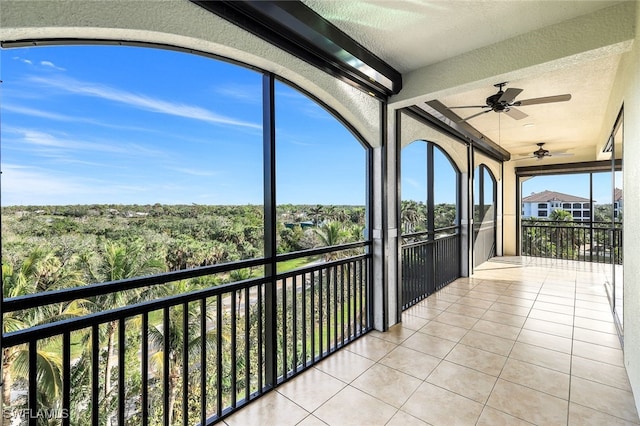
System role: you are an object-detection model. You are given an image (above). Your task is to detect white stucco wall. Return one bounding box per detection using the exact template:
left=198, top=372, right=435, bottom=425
left=501, top=161, right=518, bottom=255
left=617, top=0, right=640, bottom=410
left=398, top=112, right=468, bottom=174
left=594, top=0, right=640, bottom=410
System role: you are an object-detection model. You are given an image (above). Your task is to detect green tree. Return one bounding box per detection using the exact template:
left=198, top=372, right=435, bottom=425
left=147, top=281, right=215, bottom=425
left=1, top=248, right=86, bottom=423
left=79, top=240, right=165, bottom=417
left=314, top=222, right=347, bottom=260
left=309, top=205, right=324, bottom=226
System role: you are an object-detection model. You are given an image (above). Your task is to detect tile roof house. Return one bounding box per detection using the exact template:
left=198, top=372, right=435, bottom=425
left=522, top=190, right=592, bottom=220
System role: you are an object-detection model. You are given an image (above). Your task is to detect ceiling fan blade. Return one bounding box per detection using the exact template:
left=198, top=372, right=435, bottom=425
left=447, top=105, right=488, bottom=109
left=504, top=107, right=528, bottom=120
left=549, top=152, right=574, bottom=157
left=498, top=87, right=523, bottom=104
left=514, top=94, right=571, bottom=106
left=458, top=109, right=492, bottom=122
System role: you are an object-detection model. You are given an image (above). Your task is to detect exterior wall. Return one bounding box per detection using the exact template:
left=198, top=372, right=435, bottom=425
left=601, top=0, right=640, bottom=410
left=521, top=201, right=591, bottom=220
left=502, top=162, right=518, bottom=256
left=620, top=0, right=640, bottom=409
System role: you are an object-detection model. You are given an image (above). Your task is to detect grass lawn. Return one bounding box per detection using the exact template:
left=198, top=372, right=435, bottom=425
left=277, top=256, right=321, bottom=273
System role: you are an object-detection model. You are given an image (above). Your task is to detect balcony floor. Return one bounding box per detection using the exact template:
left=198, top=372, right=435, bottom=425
left=224, top=256, right=639, bottom=425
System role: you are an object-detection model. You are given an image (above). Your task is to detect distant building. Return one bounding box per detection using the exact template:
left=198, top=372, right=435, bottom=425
left=522, top=190, right=592, bottom=220
left=614, top=187, right=623, bottom=219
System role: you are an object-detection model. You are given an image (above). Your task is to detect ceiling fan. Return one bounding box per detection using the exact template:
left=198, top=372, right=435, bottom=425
left=448, top=82, right=571, bottom=122
left=516, top=143, right=574, bottom=161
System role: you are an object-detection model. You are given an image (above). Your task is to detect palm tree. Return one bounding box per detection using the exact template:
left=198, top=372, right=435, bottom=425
left=1, top=247, right=86, bottom=421
left=549, top=209, right=581, bottom=258
left=79, top=240, right=165, bottom=413
left=147, top=281, right=215, bottom=425
left=229, top=268, right=252, bottom=311
left=401, top=200, right=423, bottom=234
left=309, top=205, right=324, bottom=226
left=314, top=222, right=347, bottom=260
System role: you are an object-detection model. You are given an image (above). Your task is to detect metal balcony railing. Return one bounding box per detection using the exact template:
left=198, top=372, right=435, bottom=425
left=400, top=226, right=461, bottom=310
left=1, top=242, right=372, bottom=425
left=521, top=220, right=622, bottom=264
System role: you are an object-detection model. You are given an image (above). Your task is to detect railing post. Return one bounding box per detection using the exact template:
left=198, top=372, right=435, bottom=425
left=590, top=219, right=594, bottom=262
left=262, top=73, right=278, bottom=388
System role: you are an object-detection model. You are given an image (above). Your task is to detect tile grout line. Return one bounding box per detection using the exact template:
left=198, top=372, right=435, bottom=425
left=475, top=264, right=540, bottom=425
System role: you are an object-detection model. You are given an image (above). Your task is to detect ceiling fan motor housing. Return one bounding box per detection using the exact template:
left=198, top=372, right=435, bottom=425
left=534, top=143, right=550, bottom=158
left=486, top=92, right=509, bottom=112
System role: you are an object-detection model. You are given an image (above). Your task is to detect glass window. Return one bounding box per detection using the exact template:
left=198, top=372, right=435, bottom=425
left=1, top=45, right=265, bottom=284
left=401, top=142, right=427, bottom=234
left=434, top=146, right=458, bottom=230
left=401, top=141, right=459, bottom=237
left=275, top=81, right=366, bottom=253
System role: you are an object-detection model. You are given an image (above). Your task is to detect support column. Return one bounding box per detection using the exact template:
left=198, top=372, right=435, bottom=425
left=460, top=167, right=471, bottom=277
left=371, top=104, right=400, bottom=331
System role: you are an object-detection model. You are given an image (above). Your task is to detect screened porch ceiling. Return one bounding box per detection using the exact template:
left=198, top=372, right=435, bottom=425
left=302, top=0, right=630, bottom=165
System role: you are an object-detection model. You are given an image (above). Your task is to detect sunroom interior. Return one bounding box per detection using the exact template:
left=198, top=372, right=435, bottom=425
left=1, top=0, right=639, bottom=425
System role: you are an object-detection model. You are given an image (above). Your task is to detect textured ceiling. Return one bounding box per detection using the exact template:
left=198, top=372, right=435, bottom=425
left=304, top=0, right=618, bottom=73
left=303, top=0, right=628, bottom=165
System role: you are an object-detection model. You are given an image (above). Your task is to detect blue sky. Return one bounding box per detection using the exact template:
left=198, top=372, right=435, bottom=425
left=1, top=45, right=366, bottom=206
left=1, top=44, right=619, bottom=208
left=401, top=141, right=458, bottom=204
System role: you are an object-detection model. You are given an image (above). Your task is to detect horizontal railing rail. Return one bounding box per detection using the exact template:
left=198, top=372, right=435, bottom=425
left=401, top=225, right=459, bottom=244
left=1, top=243, right=372, bottom=426
left=4, top=241, right=368, bottom=312
left=521, top=220, right=622, bottom=264
left=401, top=227, right=461, bottom=310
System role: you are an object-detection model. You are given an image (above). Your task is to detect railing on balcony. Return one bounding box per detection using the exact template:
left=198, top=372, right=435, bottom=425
left=521, top=219, right=622, bottom=264
left=401, top=226, right=461, bottom=311
left=1, top=242, right=371, bottom=425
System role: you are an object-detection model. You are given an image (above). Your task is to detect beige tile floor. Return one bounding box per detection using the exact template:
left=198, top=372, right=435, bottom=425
left=224, top=256, right=639, bottom=425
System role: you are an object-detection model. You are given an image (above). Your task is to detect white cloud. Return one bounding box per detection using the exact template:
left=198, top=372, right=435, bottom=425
left=2, top=127, right=171, bottom=165
left=28, top=76, right=262, bottom=130
left=6, top=127, right=124, bottom=153
left=404, top=177, right=421, bottom=189
left=214, top=83, right=261, bottom=103
left=40, top=61, right=66, bottom=71
left=1, top=104, right=163, bottom=133
left=0, top=163, right=171, bottom=206
left=13, top=56, right=32, bottom=65
left=0, top=164, right=96, bottom=205
left=2, top=104, right=90, bottom=122
left=170, top=167, right=219, bottom=177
